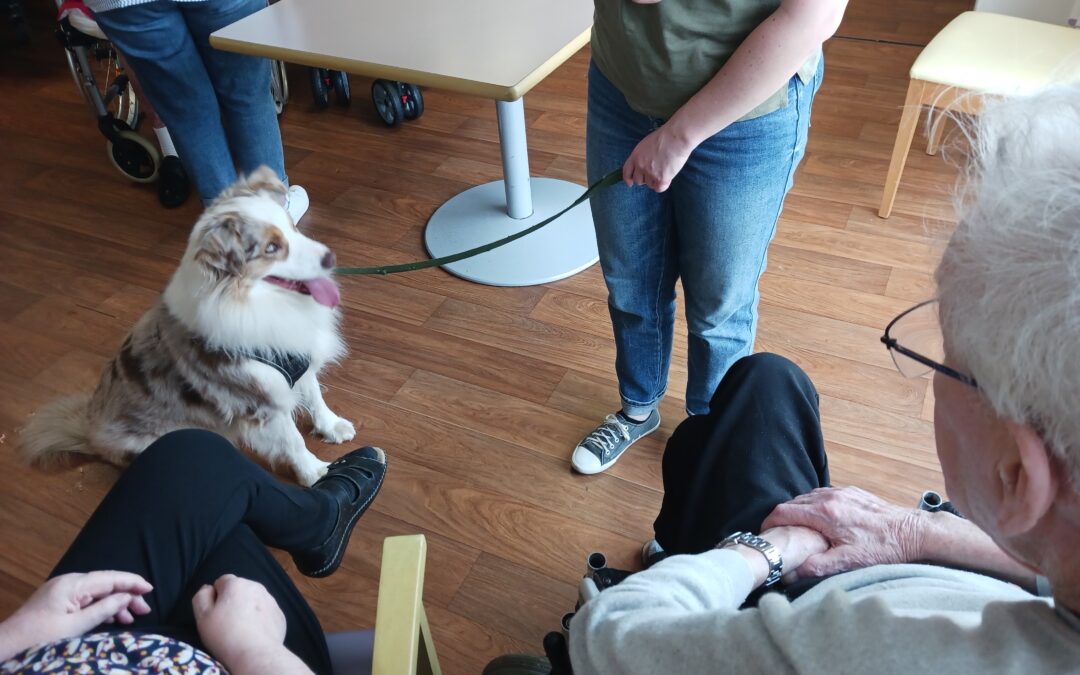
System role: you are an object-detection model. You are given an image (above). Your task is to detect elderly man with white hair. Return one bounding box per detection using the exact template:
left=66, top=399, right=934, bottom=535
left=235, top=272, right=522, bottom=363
left=567, top=84, right=1080, bottom=673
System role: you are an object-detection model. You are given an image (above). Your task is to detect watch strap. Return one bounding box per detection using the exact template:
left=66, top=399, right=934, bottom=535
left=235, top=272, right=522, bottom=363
left=718, top=531, right=783, bottom=586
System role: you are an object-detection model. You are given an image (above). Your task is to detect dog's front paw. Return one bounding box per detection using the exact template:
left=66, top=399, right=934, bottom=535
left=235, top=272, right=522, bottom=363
left=297, top=458, right=330, bottom=487
left=316, top=417, right=356, bottom=444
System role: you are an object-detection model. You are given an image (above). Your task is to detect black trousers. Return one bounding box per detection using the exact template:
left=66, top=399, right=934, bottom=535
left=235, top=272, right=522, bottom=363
left=50, top=429, right=335, bottom=674
left=654, top=353, right=830, bottom=554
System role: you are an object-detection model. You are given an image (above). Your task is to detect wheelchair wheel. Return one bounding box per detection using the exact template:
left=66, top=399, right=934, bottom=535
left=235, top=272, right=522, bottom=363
left=310, top=67, right=330, bottom=108
left=371, top=79, right=403, bottom=127
left=331, top=70, right=351, bottom=105
left=402, top=83, right=424, bottom=120
left=65, top=44, right=140, bottom=130
left=107, top=129, right=160, bottom=183
left=482, top=654, right=552, bottom=675
left=271, top=59, right=289, bottom=115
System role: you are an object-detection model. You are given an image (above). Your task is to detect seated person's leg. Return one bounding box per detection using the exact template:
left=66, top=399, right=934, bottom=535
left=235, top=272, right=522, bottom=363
left=49, top=429, right=374, bottom=624
left=165, top=525, right=333, bottom=674
left=653, top=353, right=830, bottom=554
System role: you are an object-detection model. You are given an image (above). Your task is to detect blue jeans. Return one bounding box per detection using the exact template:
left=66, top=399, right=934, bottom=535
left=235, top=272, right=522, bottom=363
left=95, top=0, right=286, bottom=202
left=586, top=58, right=822, bottom=416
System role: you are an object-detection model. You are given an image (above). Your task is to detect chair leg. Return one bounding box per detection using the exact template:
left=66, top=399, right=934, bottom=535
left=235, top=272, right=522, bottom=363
left=879, top=79, right=927, bottom=219
left=926, top=112, right=947, bottom=156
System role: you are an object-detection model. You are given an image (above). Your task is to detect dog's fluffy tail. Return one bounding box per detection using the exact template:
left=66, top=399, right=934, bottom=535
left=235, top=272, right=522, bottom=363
left=18, top=394, right=93, bottom=467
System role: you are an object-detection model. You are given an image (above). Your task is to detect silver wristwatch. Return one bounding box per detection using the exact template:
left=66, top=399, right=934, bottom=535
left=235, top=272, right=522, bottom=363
left=718, top=532, right=783, bottom=586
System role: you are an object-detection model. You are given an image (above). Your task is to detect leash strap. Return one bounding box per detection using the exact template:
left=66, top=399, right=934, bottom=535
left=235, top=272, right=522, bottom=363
left=334, top=169, right=623, bottom=277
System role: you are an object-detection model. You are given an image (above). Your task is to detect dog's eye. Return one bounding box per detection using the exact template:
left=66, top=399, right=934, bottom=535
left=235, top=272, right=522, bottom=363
left=265, top=242, right=280, bottom=255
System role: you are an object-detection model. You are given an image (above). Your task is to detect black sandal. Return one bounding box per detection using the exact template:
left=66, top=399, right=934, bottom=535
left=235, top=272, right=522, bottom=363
left=292, top=446, right=387, bottom=578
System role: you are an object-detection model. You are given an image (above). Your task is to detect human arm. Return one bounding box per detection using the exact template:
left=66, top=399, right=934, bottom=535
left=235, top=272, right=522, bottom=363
left=624, top=0, right=848, bottom=191
left=0, top=571, right=153, bottom=661
left=192, top=575, right=314, bottom=675
left=762, top=486, right=1038, bottom=590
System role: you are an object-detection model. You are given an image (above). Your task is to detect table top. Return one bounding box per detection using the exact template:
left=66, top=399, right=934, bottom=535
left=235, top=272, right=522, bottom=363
left=210, top=0, right=593, bottom=101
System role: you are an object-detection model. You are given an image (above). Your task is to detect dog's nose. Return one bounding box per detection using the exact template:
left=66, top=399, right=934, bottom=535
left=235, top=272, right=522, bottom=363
left=321, top=250, right=336, bottom=270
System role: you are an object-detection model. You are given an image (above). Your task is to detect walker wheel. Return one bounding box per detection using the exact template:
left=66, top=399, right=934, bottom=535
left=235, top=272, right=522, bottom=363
left=402, top=83, right=424, bottom=120
left=331, top=70, right=351, bottom=105
left=310, top=68, right=330, bottom=109
left=106, top=129, right=160, bottom=183
left=371, top=79, right=403, bottom=127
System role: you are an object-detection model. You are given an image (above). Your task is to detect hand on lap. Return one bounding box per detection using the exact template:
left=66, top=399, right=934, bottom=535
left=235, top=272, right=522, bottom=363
left=763, top=486, right=925, bottom=578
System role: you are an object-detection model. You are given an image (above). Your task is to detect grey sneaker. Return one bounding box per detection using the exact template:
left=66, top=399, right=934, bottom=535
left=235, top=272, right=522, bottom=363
left=571, top=409, right=661, bottom=474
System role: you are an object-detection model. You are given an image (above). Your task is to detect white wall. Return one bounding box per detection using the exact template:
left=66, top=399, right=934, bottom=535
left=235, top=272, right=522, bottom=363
left=975, top=0, right=1078, bottom=24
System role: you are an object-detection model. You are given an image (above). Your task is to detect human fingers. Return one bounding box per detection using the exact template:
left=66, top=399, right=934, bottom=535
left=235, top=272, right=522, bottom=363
left=761, top=501, right=831, bottom=532
left=77, top=593, right=134, bottom=630
left=191, top=584, right=217, bottom=620
left=795, top=548, right=860, bottom=578
left=76, top=571, right=153, bottom=601
left=128, top=595, right=152, bottom=616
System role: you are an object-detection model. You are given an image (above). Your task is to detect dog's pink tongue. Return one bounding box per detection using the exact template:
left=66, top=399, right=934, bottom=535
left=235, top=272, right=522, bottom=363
left=305, top=277, right=340, bottom=308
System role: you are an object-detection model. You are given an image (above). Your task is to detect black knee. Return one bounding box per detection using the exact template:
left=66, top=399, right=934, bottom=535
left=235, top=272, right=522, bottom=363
left=134, top=428, right=242, bottom=474
left=709, top=353, right=817, bottom=410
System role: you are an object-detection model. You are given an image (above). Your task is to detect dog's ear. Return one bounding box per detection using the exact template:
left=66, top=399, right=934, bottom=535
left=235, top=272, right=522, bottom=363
left=210, top=166, right=288, bottom=207
left=245, top=166, right=288, bottom=207
left=194, top=213, right=248, bottom=279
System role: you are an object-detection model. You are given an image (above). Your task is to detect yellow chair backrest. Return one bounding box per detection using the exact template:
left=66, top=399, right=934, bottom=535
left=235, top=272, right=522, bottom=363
left=373, top=534, right=442, bottom=675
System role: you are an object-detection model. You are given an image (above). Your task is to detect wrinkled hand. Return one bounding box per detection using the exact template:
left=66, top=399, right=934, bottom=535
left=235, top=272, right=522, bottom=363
left=622, top=126, right=694, bottom=193
left=757, top=526, right=828, bottom=584
left=762, top=486, right=925, bottom=578
left=192, top=575, right=286, bottom=669
left=0, top=571, right=153, bottom=658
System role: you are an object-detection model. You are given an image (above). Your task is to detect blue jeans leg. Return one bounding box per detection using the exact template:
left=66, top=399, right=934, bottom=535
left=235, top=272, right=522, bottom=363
left=180, top=0, right=286, bottom=182
left=587, top=61, right=678, bottom=418
left=674, top=59, right=822, bottom=414
left=94, top=0, right=285, bottom=202
left=586, top=58, right=822, bottom=417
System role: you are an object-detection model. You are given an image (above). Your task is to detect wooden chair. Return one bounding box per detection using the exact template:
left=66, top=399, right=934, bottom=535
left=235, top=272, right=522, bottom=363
left=325, top=534, right=442, bottom=675
left=878, top=11, right=1080, bottom=218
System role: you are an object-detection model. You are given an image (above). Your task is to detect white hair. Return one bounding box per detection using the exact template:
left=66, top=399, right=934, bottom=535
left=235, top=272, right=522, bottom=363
left=937, top=83, right=1080, bottom=483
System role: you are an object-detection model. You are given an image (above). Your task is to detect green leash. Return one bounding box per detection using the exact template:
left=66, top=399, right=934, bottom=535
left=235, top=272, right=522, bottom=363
left=334, top=169, right=623, bottom=277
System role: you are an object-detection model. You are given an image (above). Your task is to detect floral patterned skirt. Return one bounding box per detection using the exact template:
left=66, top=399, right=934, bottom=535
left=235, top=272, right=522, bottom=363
left=1, top=631, right=226, bottom=674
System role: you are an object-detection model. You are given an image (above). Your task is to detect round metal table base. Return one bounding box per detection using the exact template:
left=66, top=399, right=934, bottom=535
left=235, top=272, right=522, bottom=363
left=424, top=178, right=599, bottom=287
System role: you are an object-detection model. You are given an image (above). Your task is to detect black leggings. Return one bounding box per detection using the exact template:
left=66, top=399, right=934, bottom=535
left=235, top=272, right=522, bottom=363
left=50, top=429, right=335, bottom=674
left=654, top=353, right=831, bottom=554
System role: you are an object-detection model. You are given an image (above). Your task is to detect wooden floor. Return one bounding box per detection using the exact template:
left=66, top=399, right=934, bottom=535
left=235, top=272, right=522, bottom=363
left=0, top=0, right=971, bottom=672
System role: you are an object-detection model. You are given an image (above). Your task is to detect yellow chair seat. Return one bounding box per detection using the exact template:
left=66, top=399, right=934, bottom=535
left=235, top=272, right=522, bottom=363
left=879, top=11, right=1080, bottom=218
left=912, top=11, right=1080, bottom=95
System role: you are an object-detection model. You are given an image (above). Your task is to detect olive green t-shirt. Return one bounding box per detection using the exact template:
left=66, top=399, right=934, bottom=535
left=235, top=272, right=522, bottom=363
left=591, top=0, right=821, bottom=120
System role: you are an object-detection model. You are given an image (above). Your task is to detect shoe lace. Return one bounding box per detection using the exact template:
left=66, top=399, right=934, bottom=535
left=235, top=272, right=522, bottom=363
left=583, top=414, right=631, bottom=456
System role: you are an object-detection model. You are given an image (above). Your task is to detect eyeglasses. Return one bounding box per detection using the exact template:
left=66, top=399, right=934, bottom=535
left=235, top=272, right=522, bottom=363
left=881, top=299, right=978, bottom=389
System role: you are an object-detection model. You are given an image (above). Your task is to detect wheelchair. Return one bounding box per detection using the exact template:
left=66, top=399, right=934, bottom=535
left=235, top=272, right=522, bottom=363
left=484, top=492, right=963, bottom=675
left=56, top=0, right=159, bottom=184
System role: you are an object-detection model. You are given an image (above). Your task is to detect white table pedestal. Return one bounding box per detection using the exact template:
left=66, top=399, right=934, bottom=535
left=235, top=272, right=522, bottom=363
left=424, top=97, right=599, bottom=286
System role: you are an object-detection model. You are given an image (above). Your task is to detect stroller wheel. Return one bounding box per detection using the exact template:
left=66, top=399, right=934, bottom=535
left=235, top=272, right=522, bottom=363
left=310, top=67, right=330, bottom=108
left=107, top=130, right=160, bottom=183
left=331, top=70, right=351, bottom=105
left=371, top=79, right=403, bottom=127
left=402, top=83, right=424, bottom=120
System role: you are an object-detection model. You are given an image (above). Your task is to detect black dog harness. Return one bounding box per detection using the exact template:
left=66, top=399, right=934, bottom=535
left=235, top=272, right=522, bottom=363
left=244, top=350, right=310, bottom=389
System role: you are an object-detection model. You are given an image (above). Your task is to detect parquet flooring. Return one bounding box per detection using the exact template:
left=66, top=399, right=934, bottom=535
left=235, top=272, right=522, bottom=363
left=0, top=0, right=972, bottom=672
